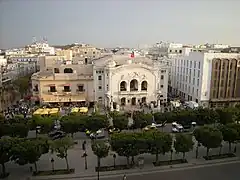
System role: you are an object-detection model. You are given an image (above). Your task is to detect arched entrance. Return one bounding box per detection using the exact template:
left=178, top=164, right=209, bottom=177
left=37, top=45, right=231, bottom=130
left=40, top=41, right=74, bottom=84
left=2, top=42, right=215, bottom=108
left=131, top=97, right=136, bottom=105
left=121, top=97, right=126, bottom=106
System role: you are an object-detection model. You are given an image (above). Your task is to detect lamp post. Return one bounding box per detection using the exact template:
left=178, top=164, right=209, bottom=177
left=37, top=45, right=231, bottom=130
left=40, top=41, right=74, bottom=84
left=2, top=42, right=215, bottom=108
left=51, top=158, right=55, bottom=172
left=113, top=154, right=116, bottom=168
left=97, top=157, right=100, bottom=180
left=82, top=152, right=88, bottom=170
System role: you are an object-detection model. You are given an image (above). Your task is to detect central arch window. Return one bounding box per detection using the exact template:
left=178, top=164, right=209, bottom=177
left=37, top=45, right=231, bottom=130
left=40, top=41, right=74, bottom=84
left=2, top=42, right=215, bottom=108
left=130, top=79, right=138, bottom=91
left=141, top=81, right=147, bottom=91
left=64, top=68, right=73, bottom=73
left=120, top=81, right=127, bottom=91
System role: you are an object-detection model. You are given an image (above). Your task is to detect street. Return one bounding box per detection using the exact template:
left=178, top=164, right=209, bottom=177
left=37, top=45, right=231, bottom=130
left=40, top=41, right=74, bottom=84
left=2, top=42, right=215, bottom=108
left=82, top=161, right=240, bottom=180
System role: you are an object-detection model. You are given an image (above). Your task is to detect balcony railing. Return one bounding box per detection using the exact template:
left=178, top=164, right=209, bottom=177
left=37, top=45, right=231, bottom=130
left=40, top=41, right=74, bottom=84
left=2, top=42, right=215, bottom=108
left=62, top=89, right=71, bottom=92
left=76, top=89, right=85, bottom=93
left=130, top=88, right=138, bottom=91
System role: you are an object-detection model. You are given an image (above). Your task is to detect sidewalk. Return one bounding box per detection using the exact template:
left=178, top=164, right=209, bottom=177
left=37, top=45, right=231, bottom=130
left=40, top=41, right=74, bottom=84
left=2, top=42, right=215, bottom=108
left=31, top=157, right=240, bottom=180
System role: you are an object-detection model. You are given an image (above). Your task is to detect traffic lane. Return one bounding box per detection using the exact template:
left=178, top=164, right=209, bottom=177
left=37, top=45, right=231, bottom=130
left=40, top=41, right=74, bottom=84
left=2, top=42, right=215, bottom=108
left=95, top=162, right=240, bottom=180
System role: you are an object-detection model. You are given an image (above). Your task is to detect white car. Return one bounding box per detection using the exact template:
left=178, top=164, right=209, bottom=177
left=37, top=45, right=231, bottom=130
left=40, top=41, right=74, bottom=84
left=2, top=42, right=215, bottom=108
left=90, top=129, right=105, bottom=139
left=172, top=122, right=184, bottom=133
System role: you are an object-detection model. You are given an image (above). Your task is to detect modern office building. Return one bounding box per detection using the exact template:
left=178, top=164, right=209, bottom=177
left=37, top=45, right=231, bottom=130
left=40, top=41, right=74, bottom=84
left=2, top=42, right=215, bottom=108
left=169, top=51, right=240, bottom=108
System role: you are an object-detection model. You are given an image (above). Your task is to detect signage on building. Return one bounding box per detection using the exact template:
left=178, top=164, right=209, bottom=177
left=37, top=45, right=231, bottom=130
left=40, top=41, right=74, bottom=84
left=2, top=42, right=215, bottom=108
left=16, top=58, right=37, bottom=62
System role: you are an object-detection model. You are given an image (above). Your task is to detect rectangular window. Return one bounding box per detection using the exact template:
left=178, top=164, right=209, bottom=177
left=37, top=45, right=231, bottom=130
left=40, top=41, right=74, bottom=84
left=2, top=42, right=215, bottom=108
left=63, top=86, right=71, bottom=92
left=160, top=85, right=164, bottom=88
left=198, top=62, right=201, bottom=69
left=98, top=86, right=102, bottom=90
left=194, top=61, right=196, bottom=68
left=77, top=85, right=84, bottom=92
left=98, top=75, right=102, bottom=80
left=197, top=79, right=200, bottom=86
left=161, top=75, right=164, bottom=80
left=50, top=86, right=56, bottom=92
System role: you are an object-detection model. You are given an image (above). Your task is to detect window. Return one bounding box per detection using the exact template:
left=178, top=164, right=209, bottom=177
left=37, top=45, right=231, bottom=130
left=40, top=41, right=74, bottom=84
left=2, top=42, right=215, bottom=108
left=193, top=78, right=195, bottom=85
left=98, top=75, right=102, bottom=80
left=77, top=85, right=84, bottom=92
left=179, top=50, right=182, bottom=53
left=197, top=79, right=199, bottom=86
left=64, top=68, right=73, bottom=73
left=198, top=62, right=201, bottom=69
left=93, top=51, right=95, bottom=54
left=197, top=89, right=199, bottom=96
left=85, top=52, right=87, bottom=54
left=198, top=70, right=200, bottom=78
left=192, top=87, right=194, bottom=94
left=54, top=68, right=60, bottom=73
left=98, top=86, right=102, bottom=90
left=160, top=85, right=164, bottom=88
left=50, top=86, right=56, bottom=92
left=161, top=75, right=164, bottom=80
left=63, top=86, right=71, bottom=92
left=85, top=58, right=88, bottom=64
left=194, top=61, right=196, bottom=68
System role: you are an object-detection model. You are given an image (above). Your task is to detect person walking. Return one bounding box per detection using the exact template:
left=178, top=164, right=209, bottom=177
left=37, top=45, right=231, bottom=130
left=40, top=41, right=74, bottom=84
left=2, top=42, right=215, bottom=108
left=123, top=174, right=127, bottom=180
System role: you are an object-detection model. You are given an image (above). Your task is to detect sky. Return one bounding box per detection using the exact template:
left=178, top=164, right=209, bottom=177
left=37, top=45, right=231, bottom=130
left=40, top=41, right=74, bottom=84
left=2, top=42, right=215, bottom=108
left=0, top=0, right=239, bottom=49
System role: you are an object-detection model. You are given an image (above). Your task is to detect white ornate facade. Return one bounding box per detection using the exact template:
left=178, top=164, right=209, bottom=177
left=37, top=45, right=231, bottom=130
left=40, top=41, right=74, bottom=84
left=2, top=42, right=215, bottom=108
left=93, top=52, right=169, bottom=109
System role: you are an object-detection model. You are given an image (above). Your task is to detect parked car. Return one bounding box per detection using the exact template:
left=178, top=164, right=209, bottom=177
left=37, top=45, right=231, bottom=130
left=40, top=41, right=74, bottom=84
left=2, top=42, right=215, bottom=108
left=108, top=127, right=121, bottom=134
left=48, top=130, right=66, bottom=140
left=172, top=122, right=184, bottom=133
left=143, top=124, right=157, bottom=131
left=90, top=129, right=105, bottom=139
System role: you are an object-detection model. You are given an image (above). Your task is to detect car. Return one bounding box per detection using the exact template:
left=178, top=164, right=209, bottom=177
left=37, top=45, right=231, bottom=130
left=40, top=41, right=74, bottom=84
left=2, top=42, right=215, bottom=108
left=108, top=127, right=121, bottom=134
left=90, top=129, right=105, bottom=139
left=143, top=125, right=157, bottom=131
left=172, top=122, right=184, bottom=133
left=48, top=130, right=65, bottom=138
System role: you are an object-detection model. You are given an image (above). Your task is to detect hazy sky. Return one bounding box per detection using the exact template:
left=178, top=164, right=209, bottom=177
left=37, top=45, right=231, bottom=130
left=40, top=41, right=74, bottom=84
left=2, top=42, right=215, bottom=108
left=0, top=0, right=239, bottom=48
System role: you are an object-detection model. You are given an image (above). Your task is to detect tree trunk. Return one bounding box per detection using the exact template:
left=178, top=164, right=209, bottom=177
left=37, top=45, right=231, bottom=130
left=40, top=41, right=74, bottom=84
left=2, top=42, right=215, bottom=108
left=155, top=152, right=159, bottom=162
left=1, top=163, right=6, bottom=176
left=206, top=148, right=210, bottom=157
left=131, top=156, right=135, bottom=165
left=195, top=145, right=199, bottom=159
left=219, top=146, right=222, bottom=155
left=126, top=157, right=130, bottom=166
left=98, top=157, right=101, bottom=168
left=34, top=162, right=38, bottom=173
left=183, top=152, right=186, bottom=159
left=229, top=142, right=232, bottom=153
left=65, top=156, right=70, bottom=171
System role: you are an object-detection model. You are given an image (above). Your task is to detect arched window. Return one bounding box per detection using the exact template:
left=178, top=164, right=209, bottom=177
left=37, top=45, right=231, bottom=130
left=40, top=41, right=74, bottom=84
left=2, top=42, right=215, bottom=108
left=64, top=68, right=73, bottom=73
left=120, top=81, right=127, bottom=91
left=54, top=68, right=60, bottom=73
left=141, top=81, right=147, bottom=91
left=130, top=79, right=138, bottom=91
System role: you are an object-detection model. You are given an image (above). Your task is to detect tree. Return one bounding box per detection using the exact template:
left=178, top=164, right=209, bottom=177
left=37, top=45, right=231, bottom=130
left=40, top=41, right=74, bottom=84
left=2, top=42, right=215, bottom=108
left=194, top=108, right=219, bottom=125
left=112, top=115, right=128, bottom=131
left=110, top=132, right=142, bottom=166
left=216, top=108, right=234, bottom=125
left=0, top=138, right=14, bottom=177
left=91, top=141, right=110, bottom=167
left=150, top=131, right=164, bottom=163
left=132, top=111, right=152, bottom=128
left=195, top=126, right=223, bottom=157
left=85, top=115, right=109, bottom=132
left=219, top=125, right=238, bottom=152
left=61, top=115, right=87, bottom=137
left=0, top=123, right=29, bottom=138
left=50, top=136, right=74, bottom=171
left=29, top=116, right=55, bottom=134
left=174, top=134, right=194, bottom=159
left=11, top=139, right=44, bottom=172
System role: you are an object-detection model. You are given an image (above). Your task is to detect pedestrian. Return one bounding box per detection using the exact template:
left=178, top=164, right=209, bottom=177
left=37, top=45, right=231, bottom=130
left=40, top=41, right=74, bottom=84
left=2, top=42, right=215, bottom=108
left=123, top=174, right=127, bottom=180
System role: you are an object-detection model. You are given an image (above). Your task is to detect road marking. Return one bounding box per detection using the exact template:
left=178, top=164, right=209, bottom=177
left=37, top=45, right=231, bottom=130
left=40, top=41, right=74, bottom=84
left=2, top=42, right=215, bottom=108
left=80, top=160, right=240, bottom=180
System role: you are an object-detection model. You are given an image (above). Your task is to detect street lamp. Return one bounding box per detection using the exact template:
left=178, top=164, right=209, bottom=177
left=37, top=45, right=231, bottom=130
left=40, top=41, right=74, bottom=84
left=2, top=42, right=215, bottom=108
left=51, top=158, right=55, bottom=172
left=113, top=154, right=116, bottom=168
left=82, top=151, right=88, bottom=170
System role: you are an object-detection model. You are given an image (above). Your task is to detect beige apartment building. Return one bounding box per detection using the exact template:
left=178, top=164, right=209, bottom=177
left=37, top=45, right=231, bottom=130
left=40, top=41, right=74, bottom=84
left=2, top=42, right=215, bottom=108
left=71, top=44, right=101, bottom=59
left=55, top=49, right=73, bottom=60
left=31, top=63, right=94, bottom=105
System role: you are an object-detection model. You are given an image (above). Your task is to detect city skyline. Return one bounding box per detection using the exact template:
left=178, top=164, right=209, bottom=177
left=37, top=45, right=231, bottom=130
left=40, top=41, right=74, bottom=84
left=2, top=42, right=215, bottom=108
left=0, top=0, right=239, bottom=49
